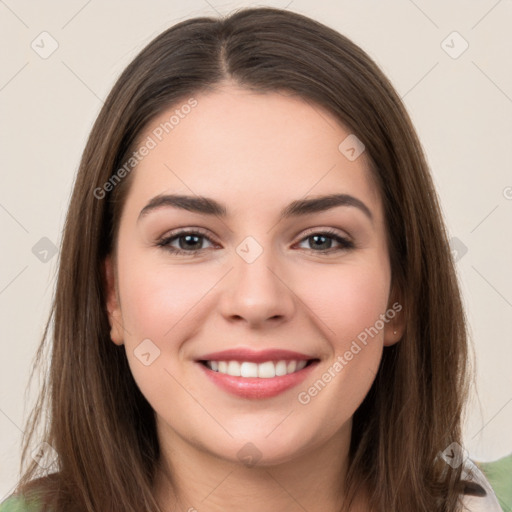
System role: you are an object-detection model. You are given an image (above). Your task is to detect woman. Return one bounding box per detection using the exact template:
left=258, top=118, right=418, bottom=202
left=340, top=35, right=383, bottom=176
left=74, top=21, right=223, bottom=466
left=0, top=7, right=504, bottom=512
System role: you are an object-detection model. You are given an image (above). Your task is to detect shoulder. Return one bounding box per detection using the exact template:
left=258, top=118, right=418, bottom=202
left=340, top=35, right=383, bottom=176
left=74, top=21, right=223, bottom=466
left=0, top=495, right=41, bottom=512
left=460, top=458, right=504, bottom=512
left=477, top=453, right=512, bottom=510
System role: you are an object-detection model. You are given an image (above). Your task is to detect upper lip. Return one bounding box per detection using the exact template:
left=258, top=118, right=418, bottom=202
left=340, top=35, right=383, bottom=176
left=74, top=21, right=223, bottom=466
left=197, top=348, right=317, bottom=363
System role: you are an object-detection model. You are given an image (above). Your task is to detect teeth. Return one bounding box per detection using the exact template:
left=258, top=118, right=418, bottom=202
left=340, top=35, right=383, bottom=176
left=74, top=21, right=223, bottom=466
left=227, top=361, right=241, bottom=377
left=296, top=360, right=307, bottom=371
left=275, top=360, right=287, bottom=376
left=205, top=359, right=310, bottom=377
left=258, top=361, right=275, bottom=378
left=240, top=362, right=258, bottom=377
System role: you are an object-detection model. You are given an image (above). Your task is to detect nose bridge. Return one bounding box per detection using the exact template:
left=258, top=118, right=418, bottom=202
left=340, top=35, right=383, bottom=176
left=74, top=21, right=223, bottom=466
left=219, top=235, right=295, bottom=325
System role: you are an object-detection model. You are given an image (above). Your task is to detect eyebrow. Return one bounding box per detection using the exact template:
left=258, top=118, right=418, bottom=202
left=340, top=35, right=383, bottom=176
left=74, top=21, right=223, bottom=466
left=138, top=193, right=373, bottom=223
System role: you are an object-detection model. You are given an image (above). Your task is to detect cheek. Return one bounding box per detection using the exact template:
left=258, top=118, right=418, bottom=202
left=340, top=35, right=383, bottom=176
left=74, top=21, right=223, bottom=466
left=116, top=258, right=218, bottom=415
left=294, top=259, right=390, bottom=402
left=299, top=259, right=391, bottom=346
left=292, top=263, right=389, bottom=432
left=117, top=254, right=217, bottom=342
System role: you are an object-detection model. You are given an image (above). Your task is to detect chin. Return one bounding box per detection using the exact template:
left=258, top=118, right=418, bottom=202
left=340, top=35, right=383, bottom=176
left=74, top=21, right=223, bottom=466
left=208, top=425, right=322, bottom=467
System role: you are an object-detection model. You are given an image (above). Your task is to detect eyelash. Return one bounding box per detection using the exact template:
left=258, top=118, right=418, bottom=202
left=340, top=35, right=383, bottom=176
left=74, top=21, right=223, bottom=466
left=156, top=228, right=355, bottom=256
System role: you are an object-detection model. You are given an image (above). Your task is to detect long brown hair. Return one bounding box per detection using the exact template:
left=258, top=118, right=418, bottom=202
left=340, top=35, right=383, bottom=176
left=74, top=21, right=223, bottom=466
left=15, top=7, right=470, bottom=511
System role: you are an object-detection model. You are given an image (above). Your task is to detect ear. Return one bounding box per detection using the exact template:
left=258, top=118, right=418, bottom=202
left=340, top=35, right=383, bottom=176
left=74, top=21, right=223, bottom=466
left=104, top=255, right=125, bottom=346
left=383, top=284, right=405, bottom=347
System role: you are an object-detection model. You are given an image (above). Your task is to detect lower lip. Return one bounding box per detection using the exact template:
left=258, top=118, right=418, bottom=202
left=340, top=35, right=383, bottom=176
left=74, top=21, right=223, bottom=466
left=196, top=361, right=319, bottom=399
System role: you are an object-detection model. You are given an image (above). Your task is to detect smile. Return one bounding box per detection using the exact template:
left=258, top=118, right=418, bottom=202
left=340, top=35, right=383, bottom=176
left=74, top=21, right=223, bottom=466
left=195, top=347, right=320, bottom=399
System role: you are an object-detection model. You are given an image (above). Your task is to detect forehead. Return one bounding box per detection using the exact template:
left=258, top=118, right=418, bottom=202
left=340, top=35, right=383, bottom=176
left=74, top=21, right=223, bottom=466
left=126, top=84, right=382, bottom=218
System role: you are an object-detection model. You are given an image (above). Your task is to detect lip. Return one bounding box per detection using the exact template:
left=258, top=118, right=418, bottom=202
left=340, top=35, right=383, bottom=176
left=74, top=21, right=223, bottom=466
left=196, top=358, right=320, bottom=399
left=197, top=348, right=315, bottom=363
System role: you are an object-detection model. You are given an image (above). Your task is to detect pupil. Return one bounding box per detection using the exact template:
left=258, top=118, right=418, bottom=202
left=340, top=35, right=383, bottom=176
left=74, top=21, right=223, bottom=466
left=311, top=234, right=331, bottom=250
left=180, top=234, right=201, bottom=250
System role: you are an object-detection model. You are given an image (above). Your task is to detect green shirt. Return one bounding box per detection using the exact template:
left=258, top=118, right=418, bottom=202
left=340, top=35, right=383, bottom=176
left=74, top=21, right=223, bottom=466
left=0, top=496, right=41, bottom=512
left=477, top=454, right=512, bottom=512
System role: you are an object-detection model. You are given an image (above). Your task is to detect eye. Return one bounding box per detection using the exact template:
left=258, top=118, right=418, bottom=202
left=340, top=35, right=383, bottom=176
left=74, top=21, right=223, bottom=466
left=296, top=229, right=354, bottom=254
left=156, top=227, right=354, bottom=257
left=157, top=229, right=217, bottom=256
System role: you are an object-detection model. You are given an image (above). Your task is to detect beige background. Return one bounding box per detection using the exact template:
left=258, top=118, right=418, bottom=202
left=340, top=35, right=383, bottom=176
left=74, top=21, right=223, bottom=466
left=1, top=0, right=511, bottom=498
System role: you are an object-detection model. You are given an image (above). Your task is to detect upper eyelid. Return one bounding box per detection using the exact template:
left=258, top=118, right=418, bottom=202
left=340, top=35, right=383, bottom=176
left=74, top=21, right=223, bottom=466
left=159, top=227, right=219, bottom=244
left=298, top=226, right=351, bottom=240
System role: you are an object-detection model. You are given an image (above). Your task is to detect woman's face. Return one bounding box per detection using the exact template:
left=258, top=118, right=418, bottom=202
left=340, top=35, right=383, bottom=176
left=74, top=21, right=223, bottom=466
left=106, top=83, right=401, bottom=466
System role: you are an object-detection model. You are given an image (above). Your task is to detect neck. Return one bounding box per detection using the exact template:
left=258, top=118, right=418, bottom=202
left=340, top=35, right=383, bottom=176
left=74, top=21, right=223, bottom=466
left=154, top=420, right=366, bottom=512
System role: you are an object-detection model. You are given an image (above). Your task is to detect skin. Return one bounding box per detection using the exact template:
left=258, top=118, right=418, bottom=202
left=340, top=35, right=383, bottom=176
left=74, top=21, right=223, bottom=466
left=105, top=82, right=404, bottom=512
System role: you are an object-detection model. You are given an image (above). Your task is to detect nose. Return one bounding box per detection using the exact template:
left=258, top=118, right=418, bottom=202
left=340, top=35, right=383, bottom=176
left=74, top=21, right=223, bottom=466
left=217, top=247, right=296, bottom=328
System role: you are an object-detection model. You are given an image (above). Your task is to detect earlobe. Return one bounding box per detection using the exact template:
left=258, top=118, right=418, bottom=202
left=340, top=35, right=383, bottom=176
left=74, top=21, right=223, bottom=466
left=383, top=287, right=405, bottom=347
left=383, top=325, right=402, bottom=347
left=104, top=255, right=125, bottom=346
